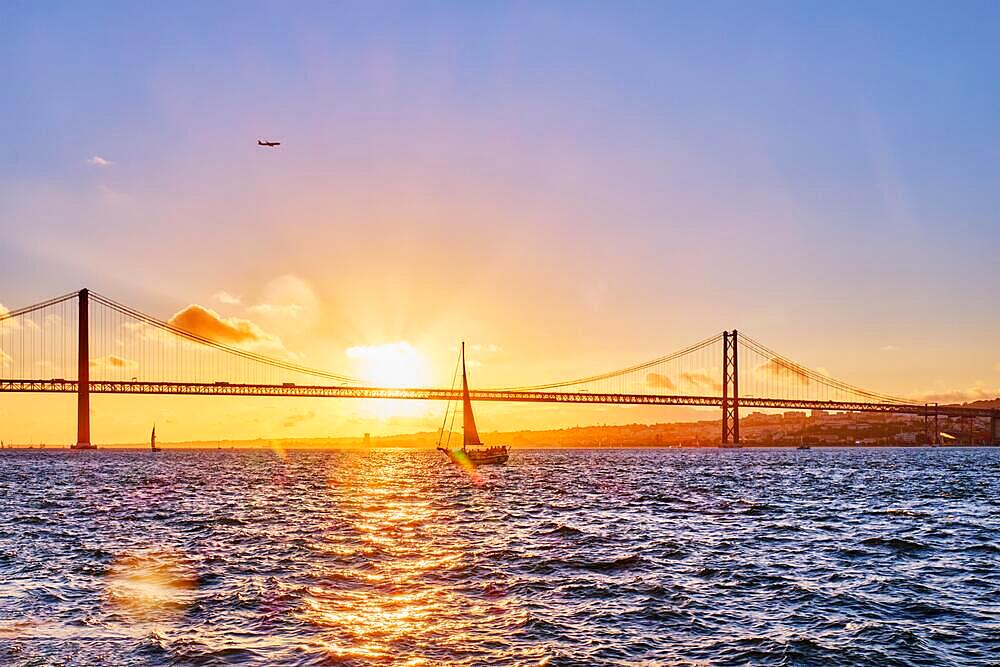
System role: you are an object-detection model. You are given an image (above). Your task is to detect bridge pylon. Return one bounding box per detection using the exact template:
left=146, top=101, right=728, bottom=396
left=722, top=329, right=740, bottom=447
left=70, top=288, right=95, bottom=450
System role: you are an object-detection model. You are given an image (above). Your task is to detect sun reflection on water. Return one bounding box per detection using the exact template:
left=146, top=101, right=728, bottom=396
left=305, top=450, right=508, bottom=662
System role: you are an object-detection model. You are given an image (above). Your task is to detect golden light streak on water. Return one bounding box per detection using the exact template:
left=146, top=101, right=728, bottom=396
left=305, top=450, right=497, bottom=662
left=269, top=439, right=289, bottom=460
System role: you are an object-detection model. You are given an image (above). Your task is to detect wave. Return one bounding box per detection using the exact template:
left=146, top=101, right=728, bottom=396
left=860, top=536, right=928, bottom=553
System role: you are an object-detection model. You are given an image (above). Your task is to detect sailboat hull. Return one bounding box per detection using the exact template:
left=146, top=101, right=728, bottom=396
left=467, top=449, right=508, bottom=465
left=438, top=447, right=509, bottom=466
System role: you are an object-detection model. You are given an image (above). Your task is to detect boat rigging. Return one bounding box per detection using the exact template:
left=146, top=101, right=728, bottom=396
left=436, top=342, right=509, bottom=466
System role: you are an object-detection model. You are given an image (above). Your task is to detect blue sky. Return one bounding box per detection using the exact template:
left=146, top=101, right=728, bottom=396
left=2, top=1, right=999, bottom=438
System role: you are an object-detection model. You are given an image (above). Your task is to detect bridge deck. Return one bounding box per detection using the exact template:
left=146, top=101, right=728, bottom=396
left=1, top=379, right=995, bottom=418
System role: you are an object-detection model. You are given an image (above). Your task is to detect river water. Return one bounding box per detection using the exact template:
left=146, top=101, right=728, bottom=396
left=0, top=447, right=998, bottom=666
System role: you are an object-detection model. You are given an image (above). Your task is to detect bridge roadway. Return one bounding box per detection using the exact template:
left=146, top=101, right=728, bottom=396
left=2, top=379, right=997, bottom=419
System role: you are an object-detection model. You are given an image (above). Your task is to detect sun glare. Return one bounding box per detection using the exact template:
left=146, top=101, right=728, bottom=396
left=345, top=342, right=433, bottom=421
left=346, top=342, right=426, bottom=387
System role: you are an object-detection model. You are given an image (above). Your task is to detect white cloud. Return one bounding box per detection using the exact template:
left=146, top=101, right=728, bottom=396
left=910, top=385, right=1000, bottom=404
left=247, top=303, right=304, bottom=317
left=87, top=155, right=112, bottom=167
left=880, top=345, right=900, bottom=352
left=213, top=291, right=241, bottom=305
left=245, top=275, right=319, bottom=329
left=0, top=304, right=19, bottom=331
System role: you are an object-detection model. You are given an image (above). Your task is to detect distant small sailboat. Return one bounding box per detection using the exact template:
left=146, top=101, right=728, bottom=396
left=437, top=342, right=508, bottom=466
left=150, top=425, right=161, bottom=452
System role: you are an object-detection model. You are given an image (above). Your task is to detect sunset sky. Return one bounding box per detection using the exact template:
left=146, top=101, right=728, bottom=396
left=2, top=3, right=999, bottom=443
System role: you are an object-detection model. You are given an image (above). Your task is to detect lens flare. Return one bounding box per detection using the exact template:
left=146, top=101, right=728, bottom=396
left=444, top=448, right=483, bottom=484
left=105, top=548, right=198, bottom=622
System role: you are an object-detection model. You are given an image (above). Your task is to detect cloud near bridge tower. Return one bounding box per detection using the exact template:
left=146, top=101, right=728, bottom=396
left=167, top=304, right=295, bottom=358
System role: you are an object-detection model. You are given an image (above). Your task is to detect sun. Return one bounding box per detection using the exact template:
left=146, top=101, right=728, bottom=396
left=346, top=342, right=426, bottom=387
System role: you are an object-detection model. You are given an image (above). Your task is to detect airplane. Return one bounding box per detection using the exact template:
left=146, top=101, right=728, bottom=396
left=257, top=139, right=281, bottom=147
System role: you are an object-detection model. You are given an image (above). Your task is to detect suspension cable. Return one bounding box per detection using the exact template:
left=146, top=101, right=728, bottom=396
left=497, top=332, right=722, bottom=391
left=738, top=333, right=914, bottom=404
left=0, top=292, right=78, bottom=321
left=89, top=292, right=360, bottom=384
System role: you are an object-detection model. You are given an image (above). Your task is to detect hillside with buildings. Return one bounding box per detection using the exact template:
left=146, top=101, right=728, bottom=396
left=155, top=406, right=995, bottom=449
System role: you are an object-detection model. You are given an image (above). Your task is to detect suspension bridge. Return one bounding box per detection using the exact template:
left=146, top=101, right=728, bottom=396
left=2, top=289, right=998, bottom=448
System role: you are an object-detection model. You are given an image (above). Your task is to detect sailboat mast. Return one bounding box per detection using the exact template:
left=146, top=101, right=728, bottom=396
left=461, top=341, right=468, bottom=394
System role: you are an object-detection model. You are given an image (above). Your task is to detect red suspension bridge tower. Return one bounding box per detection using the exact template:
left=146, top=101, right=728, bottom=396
left=71, top=289, right=95, bottom=449
left=721, top=329, right=740, bottom=447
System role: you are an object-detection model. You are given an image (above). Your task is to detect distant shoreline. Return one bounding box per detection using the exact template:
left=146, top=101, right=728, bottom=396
left=1, top=443, right=996, bottom=451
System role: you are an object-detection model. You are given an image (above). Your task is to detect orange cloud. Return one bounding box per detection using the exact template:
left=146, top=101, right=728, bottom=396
left=90, top=354, right=138, bottom=370
left=0, top=348, right=11, bottom=366
left=169, top=305, right=271, bottom=345
left=282, top=409, right=316, bottom=428
left=755, top=358, right=810, bottom=385
left=679, top=371, right=722, bottom=391
left=646, top=373, right=676, bottom=390
left=168, top=304, right=295, bottom=359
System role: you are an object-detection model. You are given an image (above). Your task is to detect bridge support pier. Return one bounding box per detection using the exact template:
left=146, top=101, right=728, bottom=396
left=71, top=288, right=95, bottom=450
left=722, top=330, right=740, bottom=447
left=923, top=404, right=929, bottom=444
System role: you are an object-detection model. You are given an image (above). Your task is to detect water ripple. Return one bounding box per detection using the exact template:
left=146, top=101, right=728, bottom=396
left=0, top=447, right=998, bottom=665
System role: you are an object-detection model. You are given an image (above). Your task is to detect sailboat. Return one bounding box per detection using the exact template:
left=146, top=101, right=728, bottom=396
left=437, top=342, right=509, bottom=466
left=150, top=425, right=161, bottom=452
